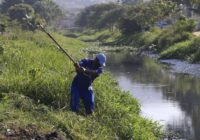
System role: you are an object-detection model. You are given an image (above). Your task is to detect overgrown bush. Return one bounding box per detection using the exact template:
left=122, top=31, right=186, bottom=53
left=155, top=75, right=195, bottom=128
left=119, top=0, right=175, bottom=35
left=154, top=19, right=196, bottom=52
left=189, top=37, right=200, bottom=62
left=160, top=40, right=193, bottom=59
left=157, top=31, right=192, bottom=51
left=0, top=41, right=4, bottom=54
left=120, top=18, right=142, bottom=34
left=160, top=37, right=200, bottom=63
left=8, top=4, right=34, bottom=22
left=0, top=24, right=6, bottom=33
left=76, top=3, right=119, bottom=30
left=0, top=0, right=63, bottom=27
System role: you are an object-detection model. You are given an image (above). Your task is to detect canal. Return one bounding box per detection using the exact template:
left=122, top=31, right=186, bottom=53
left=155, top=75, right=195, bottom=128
left=106, top=51, right=200, bottom=140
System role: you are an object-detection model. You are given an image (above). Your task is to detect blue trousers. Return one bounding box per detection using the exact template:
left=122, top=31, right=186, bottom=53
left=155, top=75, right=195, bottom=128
left=70, top=84, right=94, bottom=114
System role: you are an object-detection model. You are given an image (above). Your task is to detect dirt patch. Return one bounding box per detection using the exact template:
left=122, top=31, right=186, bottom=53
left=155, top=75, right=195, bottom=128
left=1, top=126, right=65, bottom=140
left=192, top=31, right=200, bottom=36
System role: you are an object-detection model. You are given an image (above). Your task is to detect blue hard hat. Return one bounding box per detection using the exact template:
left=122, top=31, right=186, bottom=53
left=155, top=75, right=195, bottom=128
left=96, top=53, right=106, bottom=67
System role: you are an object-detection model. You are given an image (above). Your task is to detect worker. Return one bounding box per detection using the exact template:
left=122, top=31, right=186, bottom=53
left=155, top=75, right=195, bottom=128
left=70, top=53, right=106, bottom=115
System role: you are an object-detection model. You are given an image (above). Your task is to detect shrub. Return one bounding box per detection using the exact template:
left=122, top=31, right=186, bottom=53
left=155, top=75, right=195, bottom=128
left=1, top=0, right=63, bottom=24
left=0, top=24, right=6, bottom=33
left=189, top=37, right=200, bottom=62
left=7, top=3, right=40, bottom=31
left=76, top=3, right=119, bottom=30
left=155, top=19, right=196, bottom=52
left=119, top=0, right=175, bottom=35
left=160, top=37, right=200, bottom=62
left=160, top=40, right=192, bottom=59
left=0, top=41, right=4, bottom=54
left=174, top=19, right=196, bottom=32
left=157, top=31, right=192, bottom=52
left=120, top=18, right=142, bottom=34
left=142, top=28, right=163, bottom=47
left=8, top=4, right=34, bottom=22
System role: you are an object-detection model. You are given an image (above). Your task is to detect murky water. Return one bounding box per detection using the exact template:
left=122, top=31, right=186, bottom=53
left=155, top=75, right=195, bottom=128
left=106, top=52, right=200, bottom=140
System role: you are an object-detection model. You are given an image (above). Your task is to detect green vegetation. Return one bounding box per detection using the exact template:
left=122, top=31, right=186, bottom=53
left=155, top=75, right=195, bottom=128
left=8, top=4, right=34, bottom=21
left=155, top=19, right=196, bottom=51
left=160, top=40, right=193, bottom=59
left=78, top=30, right=121, bottom=45
left=0, top=14, right=8, bottom=34
left=78, top=15, right=200, bottom=63
left=76, top=3, right=120, bottom=30
left=139, top=18, right=200, bottom=63
left=0, top=0, right=163, bottom=139
left=76, top=0, right=175, bottom=33
left=0, top=29, right=162, bottom=139
left=76, top=0, right=200, bottom=63
left=119, top=0, right=175, bottom=34
left=2, top=0, right=200, bottom=138
left=160, top=37, right=200, bottom=62
left=0, top=0, right=63, bottom=27
left=171, top=0, right=200, bottom=13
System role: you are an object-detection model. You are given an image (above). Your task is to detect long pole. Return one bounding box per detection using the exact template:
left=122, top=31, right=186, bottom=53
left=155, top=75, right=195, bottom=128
left=38, top=24, right=76, bottom=64
left=24, top=14, right=76, bottom=64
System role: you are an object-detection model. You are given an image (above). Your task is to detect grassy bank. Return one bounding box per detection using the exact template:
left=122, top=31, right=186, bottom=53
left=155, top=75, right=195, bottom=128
left=78, top=30, right=121, bottom=45
left=0, top=29, right=162, bottom=139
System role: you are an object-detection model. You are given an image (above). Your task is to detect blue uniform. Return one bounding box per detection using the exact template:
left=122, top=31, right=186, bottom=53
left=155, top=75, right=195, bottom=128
left=70, top=58, right=103, bottom=114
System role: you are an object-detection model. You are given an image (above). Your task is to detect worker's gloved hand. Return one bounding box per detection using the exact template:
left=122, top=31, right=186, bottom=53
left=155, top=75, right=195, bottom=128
left=74, top=62, right=85, bottom=73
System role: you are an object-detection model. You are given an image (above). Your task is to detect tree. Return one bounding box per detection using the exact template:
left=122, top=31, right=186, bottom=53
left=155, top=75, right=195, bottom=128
left=191, top=0, right=200, bottom=13
left=170, top=0, right=200, bottom=11
left=32, top=1, right=63, bottom=24
left=76, top=3, right=119, bottom=30
left=0, top=24, right=6, bottom=33
left=119, top=0, right=175, bottom=34
left=0, top=14, right=8, bottom=33
left=97, top=7, right=124, bottom=31
left=0, top=0, right=63, bottom=24
left=0, top=0, right=40, bottom=13
left=120, top=18, right=142, bottom=34
left=170, top=0, right=190, bottom=5
left=8, top=4, right=34, bottom=22
left=0, top=0, right=24, bottom=13
left=7, top=4, right=42, bottom=31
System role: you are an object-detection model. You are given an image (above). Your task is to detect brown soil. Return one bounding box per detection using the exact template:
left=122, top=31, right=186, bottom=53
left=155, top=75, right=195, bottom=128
left=0, top=126, right=65, bottom=140
left=192, top=31, right=200, bottom=36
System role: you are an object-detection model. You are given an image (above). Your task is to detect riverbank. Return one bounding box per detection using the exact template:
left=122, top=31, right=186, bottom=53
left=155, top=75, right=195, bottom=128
left=0, top=30, right=162, bottom=139
left=78, top=19, right=200, bottom=63
left=106, top=52, right=200, bottom=140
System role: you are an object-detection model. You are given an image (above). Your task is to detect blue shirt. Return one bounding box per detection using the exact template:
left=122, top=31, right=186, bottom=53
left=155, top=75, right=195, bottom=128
left=72, top=58, right=103, bottom=91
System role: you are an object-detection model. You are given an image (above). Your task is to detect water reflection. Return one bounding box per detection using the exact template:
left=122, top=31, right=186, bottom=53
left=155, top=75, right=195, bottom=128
left=106, top=52, right=200, bottom=140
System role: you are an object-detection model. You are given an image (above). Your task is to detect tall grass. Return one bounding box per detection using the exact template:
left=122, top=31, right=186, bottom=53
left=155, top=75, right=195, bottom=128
left=0, top=30, right=162, bottom=139
left=78, top=29, right=121, bottom=45
left=160, top=40, right=193, bottom=59
left=160, top=37, right=200, bottom=63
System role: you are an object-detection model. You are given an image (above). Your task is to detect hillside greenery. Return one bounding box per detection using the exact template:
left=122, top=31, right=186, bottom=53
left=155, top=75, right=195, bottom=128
left=0, top=26, right=162, bottom=139
left=78, top=18, right=200, bottom=63
left=77, top=0, right=200, bottom=63
left=0, top=0, right=63, bottom=27
left=2, top=0, right=200, bottom=139
left=76, top=0, right=175, bottom=33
